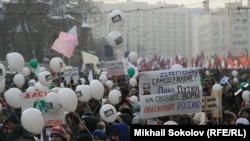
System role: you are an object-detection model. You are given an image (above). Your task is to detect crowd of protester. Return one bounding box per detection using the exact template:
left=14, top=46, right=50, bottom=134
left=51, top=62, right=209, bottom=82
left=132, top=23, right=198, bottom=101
left=0, top=67, right=249, bottom=141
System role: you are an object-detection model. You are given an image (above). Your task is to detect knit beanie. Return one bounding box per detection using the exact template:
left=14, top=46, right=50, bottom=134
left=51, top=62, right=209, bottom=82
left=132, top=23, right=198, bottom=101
left=50, top=125, right=67, bottom=140
left=93, top=129, right=105, bottom=140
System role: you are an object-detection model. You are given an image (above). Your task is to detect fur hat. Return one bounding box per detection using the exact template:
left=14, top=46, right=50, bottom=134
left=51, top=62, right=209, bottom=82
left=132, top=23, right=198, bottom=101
left=50, top=125, right=66, bottom=140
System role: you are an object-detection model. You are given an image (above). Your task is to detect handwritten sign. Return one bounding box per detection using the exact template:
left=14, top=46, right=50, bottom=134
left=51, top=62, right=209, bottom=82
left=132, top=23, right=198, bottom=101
left=105, top=61, right=125, bottom=76
left=63, top=67, right=79, bottom=84
left=138, top=67, right=202, bottom=119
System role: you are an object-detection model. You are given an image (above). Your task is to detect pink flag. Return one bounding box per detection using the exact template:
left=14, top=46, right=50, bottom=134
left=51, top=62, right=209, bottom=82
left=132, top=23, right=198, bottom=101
left=51, top=31, right=77, bottom=58
left=68, top=25, right=78, bottom=45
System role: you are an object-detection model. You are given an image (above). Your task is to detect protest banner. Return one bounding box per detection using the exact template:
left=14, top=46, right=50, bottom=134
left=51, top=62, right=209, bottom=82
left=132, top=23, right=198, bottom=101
left=21, top=91, right=65, bottom=127
left=105, top=60, right=125, bottom=76
left=138, top=67, right=202, bottom=119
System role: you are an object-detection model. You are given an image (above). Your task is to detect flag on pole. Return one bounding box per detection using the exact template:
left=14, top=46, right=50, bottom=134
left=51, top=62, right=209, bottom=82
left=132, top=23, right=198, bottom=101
left=68, top=25, right=78, bottom=45
left=88, top=69, right=94, bottom=83
left=122, top=57, right=138, bottom=78
left=51, top=26, right=78, bottom=58
left=82, top=51, right=100, bottom=74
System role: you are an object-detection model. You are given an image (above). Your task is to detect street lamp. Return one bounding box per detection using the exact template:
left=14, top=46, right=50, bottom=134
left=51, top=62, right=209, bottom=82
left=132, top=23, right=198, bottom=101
left=82, top=11, right=91, bottom=29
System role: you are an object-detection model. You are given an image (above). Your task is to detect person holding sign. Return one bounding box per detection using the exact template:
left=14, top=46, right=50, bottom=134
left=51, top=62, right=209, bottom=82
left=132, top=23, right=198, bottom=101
left=142, top=83, right=151, bottom=95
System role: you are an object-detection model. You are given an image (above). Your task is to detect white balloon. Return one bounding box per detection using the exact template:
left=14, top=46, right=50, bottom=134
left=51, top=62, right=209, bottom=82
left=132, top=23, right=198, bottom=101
left=6, top=52, right=25, bottom=72
left=34, top=82, right=49, bottom=92
left=89, top=79, right=104, bottom=100
left=0, top=79, right=5, bottom=93
left=60, top=82, right=65, bottom=88
left=26, top=86, right=36, bottom=93
left=101, top=71, right=108, bottom=76
left=45, top=92, right=61, bottom=114
left=80, top=78, right=86, bottom=84
left=212, top=83, right=222, bottom=93
left=205, top=70, right=209, bottom=76
left=232, top=70, right=238, bottom=77
left=233, top=77, right=238, bottom=83
left=58, top=88, right=78, bottom=112
left=171, top=64, right=183, bottom=70
left=28, top=79, right=37, bottom=86
left=75, top=85, right=91, bottom=102
left=108, top=10, right=125, bottom=29
left=129, top=78, right=137, bottom=87
left=242, top=90, right=250, bottom=103
left=108, top=89, right=122, bottom=105
left=107, top=31, right=124, bottom=49
left=130, top=95, right=138, bottom=106
left=4, top=88, right=22, bottom=108
left=105, top=80, right=113, bottom=89
left=99, top=104, right=118, bottom=123
left=21, top=67, right=31, bottom=77
left=38, top=71, right=53, bottom=87
left=128, top=52, right=138, bottom=63
left=39, top=66, right=47, bottom=72
left=164, top=120, right=178, bottom=125
left=21, top=108, right=45, bottom=134
left=50, top=57, right=64, bottom=73
left=51, top=87, right=61, bottom=93
left=99, top=74, right=108, bottom=84
left=0, top=63, right=6, bottom=81
left=13, top=73, right=25, bottom=88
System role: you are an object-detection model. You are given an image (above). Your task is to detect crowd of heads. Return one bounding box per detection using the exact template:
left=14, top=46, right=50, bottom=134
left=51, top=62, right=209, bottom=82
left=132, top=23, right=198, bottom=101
left=0, top=67, right=250, bottom=141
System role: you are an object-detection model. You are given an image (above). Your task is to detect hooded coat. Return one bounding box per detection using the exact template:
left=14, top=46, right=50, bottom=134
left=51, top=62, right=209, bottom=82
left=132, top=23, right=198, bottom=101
left=110, top=123, right=130, bottom=141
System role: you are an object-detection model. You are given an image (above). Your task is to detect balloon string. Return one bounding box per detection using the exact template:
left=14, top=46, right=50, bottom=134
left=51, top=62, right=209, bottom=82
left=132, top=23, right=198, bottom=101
left=86, top=103, right=94, bottom=117
left=10, top=108, right=39, bottom=136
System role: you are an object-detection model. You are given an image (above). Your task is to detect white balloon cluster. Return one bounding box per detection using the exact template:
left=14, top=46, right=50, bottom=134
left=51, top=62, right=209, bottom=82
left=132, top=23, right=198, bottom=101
left=107, top=10, right=125, bottom=49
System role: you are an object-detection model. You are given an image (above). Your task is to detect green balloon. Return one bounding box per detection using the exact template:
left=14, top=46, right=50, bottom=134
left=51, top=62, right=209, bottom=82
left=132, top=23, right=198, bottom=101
left=49, top=85, right=53, bottom=90
left=127, top=67, right=135, bottom=77
left=30, top=59, right=38, bottom=68
left=240, top=82, right=248, bottom=89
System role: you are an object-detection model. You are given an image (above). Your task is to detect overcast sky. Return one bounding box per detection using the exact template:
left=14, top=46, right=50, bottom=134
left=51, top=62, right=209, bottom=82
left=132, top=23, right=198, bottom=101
left=96, top=0, right=248, bottom=8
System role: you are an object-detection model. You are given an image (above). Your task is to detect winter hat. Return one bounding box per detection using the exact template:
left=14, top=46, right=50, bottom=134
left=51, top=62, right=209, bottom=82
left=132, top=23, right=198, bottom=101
left=132, top=115, right=143, bottom=125
left=77, top=133, right=93, bottom=141
left=118, top=113, right=132, bottom=125
left=93, top=129, right=105, bottom=140
left=81, top=116, right=98, bottom=134
left=119, top=107, right=133, bottom=119
left=50, top=125, right=66, bottom=140
left=236, top=118, right=249, bottom=125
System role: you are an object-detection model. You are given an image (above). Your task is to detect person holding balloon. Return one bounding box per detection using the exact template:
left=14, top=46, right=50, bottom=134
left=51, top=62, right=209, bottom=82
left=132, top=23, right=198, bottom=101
left=4, top=112, right=25, bottom=141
